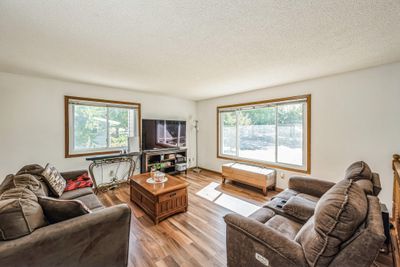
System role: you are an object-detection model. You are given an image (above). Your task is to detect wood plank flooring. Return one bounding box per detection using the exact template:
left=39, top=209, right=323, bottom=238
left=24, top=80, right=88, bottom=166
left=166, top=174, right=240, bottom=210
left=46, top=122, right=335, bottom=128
left=97, top=170, right=394, bottom=267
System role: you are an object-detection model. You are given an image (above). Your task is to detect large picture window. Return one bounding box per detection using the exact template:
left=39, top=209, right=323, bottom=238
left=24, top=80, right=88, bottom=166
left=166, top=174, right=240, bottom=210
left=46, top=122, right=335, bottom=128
left=65, top=96, right=141, bottom=158
left=218, top=95, right=311, bottom=173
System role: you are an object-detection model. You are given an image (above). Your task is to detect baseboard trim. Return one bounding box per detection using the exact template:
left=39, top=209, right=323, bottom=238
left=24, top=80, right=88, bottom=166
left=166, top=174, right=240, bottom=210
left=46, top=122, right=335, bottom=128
left=275, top=187, right=284, bottom=192
left=197, top=167, right=222, bottom=175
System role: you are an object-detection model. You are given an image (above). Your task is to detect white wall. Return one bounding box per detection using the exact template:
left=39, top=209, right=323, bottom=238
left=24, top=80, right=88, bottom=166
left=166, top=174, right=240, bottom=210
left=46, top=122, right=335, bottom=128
left=0, top=72, right=197, bottom=180
left=1, top=62, right=399, bottom=212
left=197, top=62, right=400, bottom=212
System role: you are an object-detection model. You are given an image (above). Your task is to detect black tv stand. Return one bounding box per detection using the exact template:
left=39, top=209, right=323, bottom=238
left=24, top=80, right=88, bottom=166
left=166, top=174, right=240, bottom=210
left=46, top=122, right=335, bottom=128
left=141, top=148, right=188, bottom=175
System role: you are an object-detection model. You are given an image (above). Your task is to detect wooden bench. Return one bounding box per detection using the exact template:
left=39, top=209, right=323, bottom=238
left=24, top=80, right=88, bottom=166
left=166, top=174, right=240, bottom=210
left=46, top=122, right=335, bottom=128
left=222, top=163, right=276, bottom=195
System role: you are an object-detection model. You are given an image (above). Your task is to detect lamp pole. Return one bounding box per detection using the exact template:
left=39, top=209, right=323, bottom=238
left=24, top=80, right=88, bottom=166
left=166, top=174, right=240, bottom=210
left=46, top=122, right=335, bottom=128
left=193, top=120, right=201, bottom=173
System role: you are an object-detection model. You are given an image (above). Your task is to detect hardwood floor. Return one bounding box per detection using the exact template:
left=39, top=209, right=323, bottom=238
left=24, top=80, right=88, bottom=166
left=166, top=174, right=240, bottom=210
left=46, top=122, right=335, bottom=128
left=97, top=170, right=394, bottom=267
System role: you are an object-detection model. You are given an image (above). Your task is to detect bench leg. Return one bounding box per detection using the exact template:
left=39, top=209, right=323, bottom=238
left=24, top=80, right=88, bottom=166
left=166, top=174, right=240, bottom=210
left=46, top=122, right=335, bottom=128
left=222, top=176, right=226, bottom=184
left=262, top=187, right=267, bottom=196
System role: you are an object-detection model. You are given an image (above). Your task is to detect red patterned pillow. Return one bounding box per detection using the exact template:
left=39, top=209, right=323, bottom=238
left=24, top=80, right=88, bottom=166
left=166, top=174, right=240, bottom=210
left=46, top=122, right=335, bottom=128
left=64, top=172, right=93, bottom=192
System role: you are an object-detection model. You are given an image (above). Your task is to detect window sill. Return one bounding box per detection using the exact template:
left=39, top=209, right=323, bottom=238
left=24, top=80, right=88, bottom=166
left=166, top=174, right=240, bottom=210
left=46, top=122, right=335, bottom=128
left=217, top=155, right=310, bottom=174
left=65, top=150, right=122, bottom=158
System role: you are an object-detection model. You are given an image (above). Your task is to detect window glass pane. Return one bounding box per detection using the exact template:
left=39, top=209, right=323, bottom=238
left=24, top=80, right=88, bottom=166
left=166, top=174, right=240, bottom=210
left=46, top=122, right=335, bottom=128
left=238, top=107, right=276, bottom=162
left=221, top=111, right=237, bottom=156
left=74, top=105, right=107, bottom=150
left=127, top=109, right=140, bottom=152
left=108, top=107, right=130, bottom=148
left=277, top=103, right=304, bottom=165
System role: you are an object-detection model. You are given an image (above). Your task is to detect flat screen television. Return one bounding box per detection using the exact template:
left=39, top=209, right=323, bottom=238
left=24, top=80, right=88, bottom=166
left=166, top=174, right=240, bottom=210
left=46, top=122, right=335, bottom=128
left=142, top=119, right=186, bottom=151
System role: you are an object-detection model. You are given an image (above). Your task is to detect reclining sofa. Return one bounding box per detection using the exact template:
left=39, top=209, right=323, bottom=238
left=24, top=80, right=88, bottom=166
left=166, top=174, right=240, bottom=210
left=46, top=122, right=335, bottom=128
left=224, top=161, right=385, bottom=267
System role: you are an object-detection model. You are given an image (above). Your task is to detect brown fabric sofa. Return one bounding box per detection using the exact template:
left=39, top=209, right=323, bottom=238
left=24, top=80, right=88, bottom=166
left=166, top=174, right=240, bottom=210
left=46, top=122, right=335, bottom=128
left=0, top=166, right=131, bottom=267
left=224, top=162, right=385, bottom=267
left=265, top=161, right=381, bottom=223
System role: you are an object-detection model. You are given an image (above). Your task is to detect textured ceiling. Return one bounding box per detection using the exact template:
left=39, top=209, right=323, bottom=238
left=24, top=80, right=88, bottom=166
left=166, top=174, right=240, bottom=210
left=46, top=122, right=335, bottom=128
left=0, top=1, right=400, bottom=100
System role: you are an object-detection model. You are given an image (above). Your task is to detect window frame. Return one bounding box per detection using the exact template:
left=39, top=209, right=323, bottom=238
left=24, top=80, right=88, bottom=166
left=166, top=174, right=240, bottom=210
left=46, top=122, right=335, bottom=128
left=64, top=95, right=141, bottom=158
left=217, top=94, right=311, bottom=174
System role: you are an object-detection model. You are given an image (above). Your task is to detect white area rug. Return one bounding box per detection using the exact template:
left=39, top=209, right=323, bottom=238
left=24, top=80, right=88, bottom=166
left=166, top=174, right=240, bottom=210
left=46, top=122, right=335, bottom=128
left=196, top=182, right=260, bottom=217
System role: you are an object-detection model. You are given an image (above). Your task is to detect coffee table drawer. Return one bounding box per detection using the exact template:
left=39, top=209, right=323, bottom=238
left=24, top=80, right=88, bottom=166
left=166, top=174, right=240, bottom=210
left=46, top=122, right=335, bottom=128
left=159, top=188, right=186, bottom=202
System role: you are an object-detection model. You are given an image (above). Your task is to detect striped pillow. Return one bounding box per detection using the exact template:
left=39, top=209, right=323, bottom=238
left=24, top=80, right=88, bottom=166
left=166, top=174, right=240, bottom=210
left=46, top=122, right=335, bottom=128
left=41, top=164, right=66, bottom=197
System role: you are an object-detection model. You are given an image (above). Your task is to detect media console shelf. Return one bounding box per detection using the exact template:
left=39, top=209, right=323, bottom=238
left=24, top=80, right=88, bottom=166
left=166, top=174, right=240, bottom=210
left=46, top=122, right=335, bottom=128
left=141, top=148, right=188, bottom=175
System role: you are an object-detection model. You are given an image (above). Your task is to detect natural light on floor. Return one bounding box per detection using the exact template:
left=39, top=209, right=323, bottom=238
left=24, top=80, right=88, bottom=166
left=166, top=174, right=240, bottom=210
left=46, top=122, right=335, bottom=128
left=196, top=182, right=260, bottom=217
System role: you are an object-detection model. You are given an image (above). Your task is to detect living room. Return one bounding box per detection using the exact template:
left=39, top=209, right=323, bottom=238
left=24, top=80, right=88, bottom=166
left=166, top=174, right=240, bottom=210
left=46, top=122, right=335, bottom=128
left=1, top=1, right=399, bottom=267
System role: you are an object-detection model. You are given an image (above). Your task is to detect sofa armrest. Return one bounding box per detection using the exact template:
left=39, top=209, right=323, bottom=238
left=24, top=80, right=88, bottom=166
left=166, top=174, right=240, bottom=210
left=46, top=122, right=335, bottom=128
left=60, top=170, right=88, bottom=180
left=288, top=176, right=335, bottom=197
left=224, top=213, right=306, bottom=267
left=0, top=204, right=131, bottom=267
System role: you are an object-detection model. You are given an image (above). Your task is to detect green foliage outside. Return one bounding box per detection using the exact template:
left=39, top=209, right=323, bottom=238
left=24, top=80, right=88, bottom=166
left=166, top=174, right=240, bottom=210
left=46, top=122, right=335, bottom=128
left=222, top=103, right=303, bottom=126
left=74, top=105, right=129, bottom=150
left=109, top=107, right=129, bottom=147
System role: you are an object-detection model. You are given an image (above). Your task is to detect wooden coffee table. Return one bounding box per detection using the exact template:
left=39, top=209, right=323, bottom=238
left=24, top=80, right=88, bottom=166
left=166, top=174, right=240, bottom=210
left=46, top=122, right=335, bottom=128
left=130, top=173, right=189, bottom=224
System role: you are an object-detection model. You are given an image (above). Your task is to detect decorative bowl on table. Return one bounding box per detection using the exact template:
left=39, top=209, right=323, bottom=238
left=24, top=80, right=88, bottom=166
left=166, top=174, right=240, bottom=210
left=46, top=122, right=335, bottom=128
left=146, top=171, right=168, bottom=184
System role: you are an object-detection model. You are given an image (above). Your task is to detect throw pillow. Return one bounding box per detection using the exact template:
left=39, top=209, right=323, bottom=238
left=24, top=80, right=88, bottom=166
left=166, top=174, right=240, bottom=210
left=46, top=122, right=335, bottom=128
left=38, top=196, right=91, bottom=224
left=64, top=172, right=94, bottom=192
left=41, top=163, right=66, bottom=197
left=0, top=188, right=48, bottom=240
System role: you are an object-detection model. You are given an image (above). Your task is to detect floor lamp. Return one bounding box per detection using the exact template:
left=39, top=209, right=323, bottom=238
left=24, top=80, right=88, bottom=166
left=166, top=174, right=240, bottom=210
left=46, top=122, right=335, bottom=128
left=193, top=120, right=201, bottom=173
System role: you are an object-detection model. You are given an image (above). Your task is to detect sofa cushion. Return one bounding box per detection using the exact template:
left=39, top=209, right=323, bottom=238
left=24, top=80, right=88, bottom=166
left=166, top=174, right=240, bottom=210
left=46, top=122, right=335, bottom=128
left=17, top=163, right=44, bottom=174
left=16, top=164, right=50, bottom=196
left=0, top=174, right=14, bottom=195
left=16, top=164, right=45, bottom=178
left=41, top=163, right=66, bottom=197
left=74, top=193, right=104, bottom=210
left=60, top=187, right=94, bottom=200
left=354, top=179, right=374, bottom=195
left=38, top=196, right=91, bottom=223
left=265, top=215, right=302, bottom=240
left=0, top=174, right=48, bottom=197
left=283, top=195, right=316, bottom=222
left=0, top=188, right=48, bottom=240
left=345, top=161, right=372, bottom=181
left=295, top=179, right=367, bottom=266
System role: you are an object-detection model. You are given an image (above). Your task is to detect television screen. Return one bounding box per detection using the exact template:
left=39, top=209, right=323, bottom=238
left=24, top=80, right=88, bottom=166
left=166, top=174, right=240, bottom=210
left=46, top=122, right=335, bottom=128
left=142, top=119, right=186, bottom=150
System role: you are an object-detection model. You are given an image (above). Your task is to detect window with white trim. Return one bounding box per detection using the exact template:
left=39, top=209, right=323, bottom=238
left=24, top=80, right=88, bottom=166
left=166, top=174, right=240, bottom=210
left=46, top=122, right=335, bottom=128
left=218, top=95, right=310, bottom=172
left=65, top=96, right=140, bottom=157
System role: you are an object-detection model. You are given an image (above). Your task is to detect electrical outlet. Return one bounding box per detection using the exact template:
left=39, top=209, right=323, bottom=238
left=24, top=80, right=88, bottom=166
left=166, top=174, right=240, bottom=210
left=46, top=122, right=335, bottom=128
left=280, top=172, right=285, bottom=179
